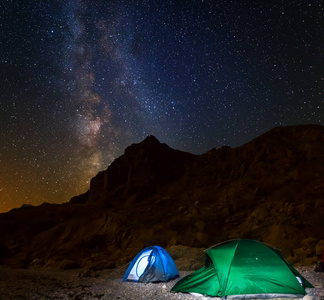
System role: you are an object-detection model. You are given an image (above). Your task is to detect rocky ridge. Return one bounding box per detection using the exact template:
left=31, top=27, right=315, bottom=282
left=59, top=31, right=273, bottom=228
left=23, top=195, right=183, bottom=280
left=0, top=124, right=323, bottom=270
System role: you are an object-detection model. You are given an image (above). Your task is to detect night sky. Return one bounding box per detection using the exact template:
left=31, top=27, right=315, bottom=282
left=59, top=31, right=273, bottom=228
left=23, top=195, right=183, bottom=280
left=1, top=0, right=323, bottom=213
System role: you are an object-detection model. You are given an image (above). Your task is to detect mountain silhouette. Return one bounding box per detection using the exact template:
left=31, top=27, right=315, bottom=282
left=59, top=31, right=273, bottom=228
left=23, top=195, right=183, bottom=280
left=0, top=124, right=323, bottom=270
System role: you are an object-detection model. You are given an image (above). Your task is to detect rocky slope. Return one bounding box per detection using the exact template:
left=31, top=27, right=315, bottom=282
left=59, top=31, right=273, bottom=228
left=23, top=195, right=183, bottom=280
left=0, top=124, right=323, bottom=270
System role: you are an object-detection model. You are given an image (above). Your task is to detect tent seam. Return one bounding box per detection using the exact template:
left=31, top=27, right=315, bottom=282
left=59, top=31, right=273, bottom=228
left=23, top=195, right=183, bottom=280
left=224, top=240, right=240, bottom=296
left=159, top=248, right=167, bottom=281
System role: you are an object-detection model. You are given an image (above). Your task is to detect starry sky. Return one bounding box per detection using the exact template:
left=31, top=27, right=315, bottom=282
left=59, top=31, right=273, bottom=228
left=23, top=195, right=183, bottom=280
left=1, top=0, right=323, bottom=213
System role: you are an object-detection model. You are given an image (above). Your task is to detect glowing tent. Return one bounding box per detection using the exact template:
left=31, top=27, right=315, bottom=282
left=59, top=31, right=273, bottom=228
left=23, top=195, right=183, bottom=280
left=171, top=239, right=313, bottom=298
left=123, top=245, right=179, bottom=283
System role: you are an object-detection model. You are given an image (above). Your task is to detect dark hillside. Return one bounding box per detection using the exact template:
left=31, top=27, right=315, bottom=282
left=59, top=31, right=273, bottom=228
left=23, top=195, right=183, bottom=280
left=0, top=125, right=323, bottom=269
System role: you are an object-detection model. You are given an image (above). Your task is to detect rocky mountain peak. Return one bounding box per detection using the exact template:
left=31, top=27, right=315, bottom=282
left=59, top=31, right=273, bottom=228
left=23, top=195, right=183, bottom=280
left=0, top=125, right=323, bottom=270
left=85, top=135, right=195, bottom=206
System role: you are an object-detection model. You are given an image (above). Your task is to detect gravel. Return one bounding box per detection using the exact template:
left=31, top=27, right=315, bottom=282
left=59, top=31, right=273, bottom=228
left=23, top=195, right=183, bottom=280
left=0, top=265, right=323, bottom=300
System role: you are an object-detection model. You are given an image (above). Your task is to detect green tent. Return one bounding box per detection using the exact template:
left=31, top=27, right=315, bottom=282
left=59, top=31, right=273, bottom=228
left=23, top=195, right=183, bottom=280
left=171, top=239, right=313, bottom=298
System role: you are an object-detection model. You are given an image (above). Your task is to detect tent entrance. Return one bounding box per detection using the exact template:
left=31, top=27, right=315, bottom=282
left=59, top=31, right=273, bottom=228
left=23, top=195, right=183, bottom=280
left=126, top=249, right=153, bottom=281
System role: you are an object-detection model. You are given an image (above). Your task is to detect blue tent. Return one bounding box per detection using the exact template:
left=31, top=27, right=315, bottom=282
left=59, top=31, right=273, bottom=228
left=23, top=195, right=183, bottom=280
left=122, top=245, right=179, bottom=283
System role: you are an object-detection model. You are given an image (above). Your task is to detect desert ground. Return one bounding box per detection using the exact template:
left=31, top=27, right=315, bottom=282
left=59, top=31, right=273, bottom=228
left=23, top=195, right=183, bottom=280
left=0, top=264, right=323, bottom=300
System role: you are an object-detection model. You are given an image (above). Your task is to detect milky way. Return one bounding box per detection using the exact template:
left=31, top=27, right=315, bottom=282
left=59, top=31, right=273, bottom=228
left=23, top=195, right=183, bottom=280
left=1, top=0, right=323, bottom=212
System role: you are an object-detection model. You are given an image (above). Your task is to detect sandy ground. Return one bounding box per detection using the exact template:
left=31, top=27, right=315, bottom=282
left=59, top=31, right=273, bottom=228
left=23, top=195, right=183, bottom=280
left=0, top=265, right=323, bottom=300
